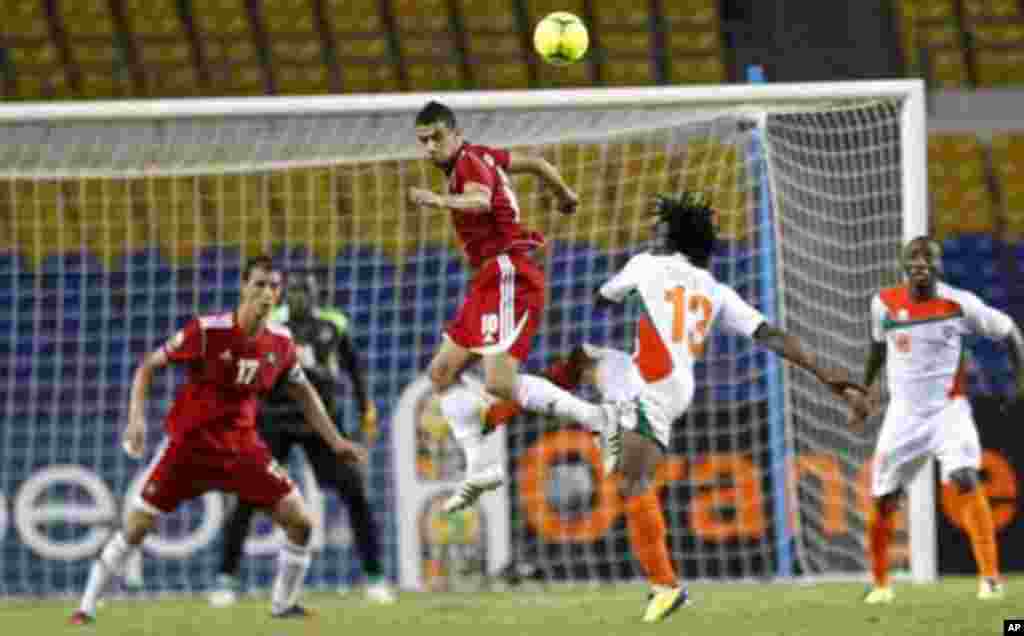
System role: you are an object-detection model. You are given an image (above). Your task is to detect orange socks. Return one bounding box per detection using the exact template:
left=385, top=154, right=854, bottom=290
left=482, top=400, right=522, bottom=433
left=960, top=488, right=999, bottom=580
left=625, top=491, right=677, bottom=587
left=867, top=500, right=895, bottom=587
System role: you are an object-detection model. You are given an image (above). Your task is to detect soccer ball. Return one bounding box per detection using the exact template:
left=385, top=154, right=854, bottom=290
left=533, top=12, right=589, bottom=66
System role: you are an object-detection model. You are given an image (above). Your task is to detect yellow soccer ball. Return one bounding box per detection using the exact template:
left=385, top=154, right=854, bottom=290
left=533, top=12, right=589, bottom=66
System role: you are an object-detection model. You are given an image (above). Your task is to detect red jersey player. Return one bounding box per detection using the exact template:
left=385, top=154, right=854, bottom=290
left=408, top=101, right=622, bottom=513
left=70, top=256, right=366, bottom=625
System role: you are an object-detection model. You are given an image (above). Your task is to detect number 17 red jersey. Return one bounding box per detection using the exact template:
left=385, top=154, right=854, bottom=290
left=160, top=312, right=302, bottom=452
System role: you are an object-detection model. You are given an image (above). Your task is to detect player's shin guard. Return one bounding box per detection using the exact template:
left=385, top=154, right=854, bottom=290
left=867, top=500, right=895, bottom=588
left=625, top=491, right=677, bottom=587
left=271, top=537, right=312, bottom=615
left=80, top=532, right=135, bottom=616
left=515, top=374, right=603, bottom=429
left=960, top=488, right=1000, bottom=580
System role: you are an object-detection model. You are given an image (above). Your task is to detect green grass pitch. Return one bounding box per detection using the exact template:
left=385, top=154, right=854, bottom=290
left=4, top=575, right=1019, bottom=636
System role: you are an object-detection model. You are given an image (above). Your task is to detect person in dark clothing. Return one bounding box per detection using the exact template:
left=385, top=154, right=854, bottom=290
left=208, top=272, right=394, bottom=606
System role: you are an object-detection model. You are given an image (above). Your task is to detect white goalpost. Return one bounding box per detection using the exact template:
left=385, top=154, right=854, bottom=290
left=0, top=80, right=933, bottom=597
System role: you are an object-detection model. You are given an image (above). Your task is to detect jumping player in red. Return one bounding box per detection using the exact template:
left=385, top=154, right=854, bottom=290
left=69, top=256, right=366, bottom=624
left=408, top=101, right=622, bottom=513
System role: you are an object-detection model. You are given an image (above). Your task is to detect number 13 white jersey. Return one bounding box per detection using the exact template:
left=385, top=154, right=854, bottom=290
left=599, top=252, right=766, bottom=427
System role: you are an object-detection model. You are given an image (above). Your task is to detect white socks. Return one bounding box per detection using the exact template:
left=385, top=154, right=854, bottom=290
left=271, top=536, right=312, bottom=615
left=79, top=532, right=136, bottom=616
left=440, top=385, right=503, bottom=479
left=516, top=374, right=604, bottom=430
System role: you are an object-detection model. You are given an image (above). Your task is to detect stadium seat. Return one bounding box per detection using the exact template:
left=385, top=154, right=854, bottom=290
left=896, top=0, right=967, bottom=85
left=989, top=133, right=1024, bottom=238
left=262, top=0, right=331, bottom=95
left=928, top=135, right=995, bottom=240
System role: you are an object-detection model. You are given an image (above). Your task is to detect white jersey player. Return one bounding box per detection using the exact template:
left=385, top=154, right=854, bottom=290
left=589, top=192, right=865, bottom=624
left=858, top=236, right=1024, bottom=604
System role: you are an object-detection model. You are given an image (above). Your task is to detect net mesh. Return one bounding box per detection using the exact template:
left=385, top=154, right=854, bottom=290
left=0, top=98, right=909, bottom=595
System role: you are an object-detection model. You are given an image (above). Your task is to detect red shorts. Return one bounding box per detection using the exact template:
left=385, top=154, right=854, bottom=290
left=137, top=437, right=294, bottom=514
left=446, top=252, right=545, bottom=361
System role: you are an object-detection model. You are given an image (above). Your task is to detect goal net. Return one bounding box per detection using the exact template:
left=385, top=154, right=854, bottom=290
left=0, top=83, right=927, bottom=596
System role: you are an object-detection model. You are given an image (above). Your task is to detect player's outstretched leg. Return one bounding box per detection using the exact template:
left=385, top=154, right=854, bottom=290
left=948, top=468, right=1005, bottom=600
left=70, top=509, right=156, bottom=625
left=268, top=492, right=315, bottom=618
left=863, top=494, right=898, bottom=604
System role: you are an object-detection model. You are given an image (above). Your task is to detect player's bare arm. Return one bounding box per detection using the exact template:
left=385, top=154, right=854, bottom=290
left=284, top=378, right=368, bottom=464
left=124, top=348, right=170, bottom=458
left=752, top=323, right=867, bottom=402
left=1006, top=323, right=1024, bottom=400
left=506, top=151, right=579, bottom=214
left=408, top=182, right=491, bottom=212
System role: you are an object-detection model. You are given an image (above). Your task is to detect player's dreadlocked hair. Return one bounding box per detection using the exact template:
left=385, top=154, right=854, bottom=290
left=651, top=191, right=717, bottom=268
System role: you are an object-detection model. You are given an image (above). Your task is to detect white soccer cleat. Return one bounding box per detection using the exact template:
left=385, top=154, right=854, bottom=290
left=208, top=574, right=239, bottom=607
left=443, top=466, right=504, bottom=514
left=862, top=585, right=894, bottom=604
left=365, top=580, right=397, bottom=605
left=978, top=578, right=1005, bottom=601
left=597, top=402, right=624, bottom=477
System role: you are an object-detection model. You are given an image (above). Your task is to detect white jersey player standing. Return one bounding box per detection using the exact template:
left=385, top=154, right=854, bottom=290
left=591, top=192, right=866, bottom=623
left=856, top=236, right=1024, bottom=604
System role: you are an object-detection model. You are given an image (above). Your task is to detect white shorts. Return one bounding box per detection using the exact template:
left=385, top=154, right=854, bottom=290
left=871, top=397, right=981, bottom=498
left=587, top=345, right=690, bottom=450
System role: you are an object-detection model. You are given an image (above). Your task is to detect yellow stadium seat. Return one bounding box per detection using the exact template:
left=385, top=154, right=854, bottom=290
left=603, top=59, right=655, bottom=86
left=963, top=0, right=1020, bottom=18
left=123, top=0, right=184, bottom=37
left=8, top=1, right=50, bottom=39
left=928, top=135, right=995, bottom=238
left=591, top=3, right=651, bottom=29
left=12, top=181, right=71, bottom=267
left=929, top=47, right=970, bottom=86
left=474, top=61, right=530, bottom=90
left=535, top=57, right=592, bottom=87
left=269, top=33, right=323, bottom=65
left=669, top=55, right=726, bottom=84
left=970, top=21, right=1024, bottom=46
left=275, top=62, right=331, bottom=94
left=975, top=49, right=1024, bottom=86
left=600, top=30, right=651, bottom=55
left=661, top=0, right=718, bottom=26
left=406, top=62, right=463, bottom=91
left=340, top=62, right=401, bottom=93
left=990, top=134, right=1024, bottom=238
left=336, top=36, right=390, bottom=58
left=57, top=0, right=115, bottom=37
left=261, top=0, right=317, bottom=33
left=458, top=0, right=518, bottom=31
left=392, top=0, right=451, bottom=32
left=524, top=0, right=586, bottom=24
left=464, top=32, right=523, bottom=58
left=144, top=64, right=202, bottom=97
left=323, top=0, right=385, bottom=33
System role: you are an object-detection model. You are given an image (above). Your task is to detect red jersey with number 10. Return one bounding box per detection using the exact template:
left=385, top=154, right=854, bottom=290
left=448, top=143, right=545, bottom=268
left=161, top=312, right=302, bottom=451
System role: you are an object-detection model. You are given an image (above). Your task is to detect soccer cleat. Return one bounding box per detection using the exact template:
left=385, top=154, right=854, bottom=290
left=978, top=578, right=1005, bottom=601
left=862, top=585, right=894, bottom=604
left=642, top=586, right=689, bottom=623
left=597, top=403, right=624, bottom=477
left=271, top=604, right=314, bottom=619
left=69, top=610, right=95, bottom=626
left=443, top=466, right=505, bottom=514
left=207, top=574, right=239, bottom=608
left=365, top=579, right=398, bottom=605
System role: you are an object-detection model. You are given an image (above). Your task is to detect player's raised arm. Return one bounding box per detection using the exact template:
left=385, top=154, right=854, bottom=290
left=1008, top=323, right=1024, bottom=402
left=283, top=367, right=367, bottom=465
left=506, top=151, right=578, bottom=214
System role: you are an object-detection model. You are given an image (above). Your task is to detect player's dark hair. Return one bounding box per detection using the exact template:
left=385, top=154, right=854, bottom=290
left=901, top=235, right=944, bottom=275
left=242, top=255, right=276, bottom=282
left=415, top=101, right=457, bottom=130
left=652, top=191, right=717, bottom=267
